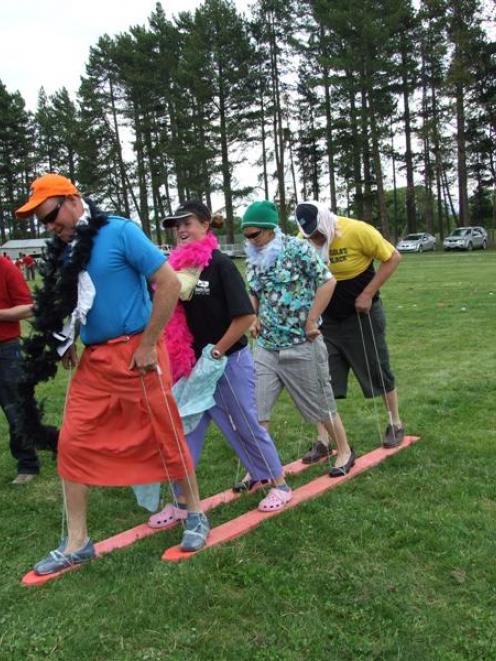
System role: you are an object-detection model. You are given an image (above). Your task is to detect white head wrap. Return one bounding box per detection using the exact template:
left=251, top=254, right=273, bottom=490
left=295, top=201, right=337, bottom=264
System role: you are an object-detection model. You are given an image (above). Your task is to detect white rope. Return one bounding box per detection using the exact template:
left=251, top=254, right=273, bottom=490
left=356, top=309, right=393, bottom=445
left=141, top=364, right=197, bottom=516
left=249, top=341, right=305, bottom=469
left=233, top=335, right=257, bottom=486
left=60, top=365, right=73, bottom=543
left=223, top=366, right=279, bottom=486
left=216, top=384, right=244, bottom=487
left=312, top=338, right=341, bottom=471
left=60, top=481, right=68, bottom=544
left=366, top=313, right=395, bottom=428
left=140, top=371, right=177, bottom=510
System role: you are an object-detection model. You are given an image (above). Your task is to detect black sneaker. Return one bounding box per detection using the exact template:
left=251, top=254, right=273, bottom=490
left=329, top=449, right=356, bottom=478
left=302, top=441, right=331, bottom=464
left=383, top=424, right=405, bottom=449
left=232, top=478, right=269, bottom=494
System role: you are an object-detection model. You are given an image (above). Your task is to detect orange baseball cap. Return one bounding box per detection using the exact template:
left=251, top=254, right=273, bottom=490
left=16, top=173, right=80, bottom=218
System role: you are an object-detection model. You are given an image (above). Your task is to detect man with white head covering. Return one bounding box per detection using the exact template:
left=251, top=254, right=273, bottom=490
left=295, top=201, right=404, bottom=460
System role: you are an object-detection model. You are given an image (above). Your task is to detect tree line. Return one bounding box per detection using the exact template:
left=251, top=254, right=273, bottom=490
left=0, top=0, right=494, bottom=244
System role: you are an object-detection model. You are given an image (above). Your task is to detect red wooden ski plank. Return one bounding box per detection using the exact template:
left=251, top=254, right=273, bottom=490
left=21, top=451, right=333, bottom=585
left=195, top=451, right=333, bottom=512
left=22, top=564, right=84, bottom=586
left=162, top=436, right=420, bottom=562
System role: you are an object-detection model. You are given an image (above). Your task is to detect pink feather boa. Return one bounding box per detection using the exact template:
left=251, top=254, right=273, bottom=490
left=164, top=232, right=218, bottom=383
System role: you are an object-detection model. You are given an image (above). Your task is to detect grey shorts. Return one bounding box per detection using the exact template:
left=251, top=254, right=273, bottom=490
left=321, top=300, right=395, bottom=399
left=254, top=336, right=337, bottom=422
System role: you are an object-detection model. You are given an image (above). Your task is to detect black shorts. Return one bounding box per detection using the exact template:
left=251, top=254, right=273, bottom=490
left=321, top=300, right=396, bottom=399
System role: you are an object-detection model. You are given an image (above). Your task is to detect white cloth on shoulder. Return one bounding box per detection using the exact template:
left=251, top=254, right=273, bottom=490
left=54, top=271, right=96, bottom=356
left=53, top=200, right=96, bottom=356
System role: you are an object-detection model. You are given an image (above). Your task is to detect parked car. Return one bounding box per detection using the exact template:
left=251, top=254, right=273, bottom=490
left=220, top=243, right=245, bottom=258
left=396, top=233, right=437, bottom=253
left=443, top=226, right=488, bottom=251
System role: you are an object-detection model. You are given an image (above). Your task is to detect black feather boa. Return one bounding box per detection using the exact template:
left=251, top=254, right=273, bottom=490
left=17, top=199, right=108, bottom=452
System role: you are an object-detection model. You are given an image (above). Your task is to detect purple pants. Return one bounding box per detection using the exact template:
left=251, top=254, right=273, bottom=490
left=180, top=346, right=284, bottom=484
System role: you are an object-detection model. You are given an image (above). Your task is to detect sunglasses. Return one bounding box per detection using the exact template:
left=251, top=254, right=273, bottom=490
left=244, top=230, right=263, bottom=240
left=38, top=197, right=66, bottom=225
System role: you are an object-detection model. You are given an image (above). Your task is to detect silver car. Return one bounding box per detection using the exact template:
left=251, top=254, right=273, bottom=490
left=443, top=226, right=488, bottom=251
left=396, top=233, right=437, bottom=253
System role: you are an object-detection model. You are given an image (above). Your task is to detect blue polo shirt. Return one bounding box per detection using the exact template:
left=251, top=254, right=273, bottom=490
left=80, top=217, right=165, bottom=345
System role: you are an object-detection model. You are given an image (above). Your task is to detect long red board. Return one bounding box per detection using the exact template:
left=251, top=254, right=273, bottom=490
left=162, top=436, right=420, bottom=562
left=21, top=450, right=335, bottom=586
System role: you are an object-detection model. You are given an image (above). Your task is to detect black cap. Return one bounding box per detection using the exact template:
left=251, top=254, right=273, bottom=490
left=162, top=200, right=211, bottom=228
left=295, top=202, right=319, bottom=236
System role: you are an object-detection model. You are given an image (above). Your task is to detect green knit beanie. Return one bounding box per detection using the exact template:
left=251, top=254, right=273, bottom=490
left=241, top=200, right=279, bottom=229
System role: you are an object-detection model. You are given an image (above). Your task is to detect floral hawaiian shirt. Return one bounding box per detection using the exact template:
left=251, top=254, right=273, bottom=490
left=247, top=235, right=331, bottom=350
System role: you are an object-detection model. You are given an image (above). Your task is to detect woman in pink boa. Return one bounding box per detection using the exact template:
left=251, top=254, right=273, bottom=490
left=148, top=201, right=292, bottom=529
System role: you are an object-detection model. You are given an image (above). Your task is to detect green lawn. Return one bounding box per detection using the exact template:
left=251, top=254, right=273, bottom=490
left=1, top=251, right=495, bottom=660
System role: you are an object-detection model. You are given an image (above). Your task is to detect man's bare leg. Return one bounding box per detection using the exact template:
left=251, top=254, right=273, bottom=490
left=320, top=413, right=352, bottom=467
left=63, top=480, right=89, bottom=552
left=383, top=388, right=402, bottom=426
left=316, top=421, right=330, bottom=445
left=176, top=472, right=202, bottom=511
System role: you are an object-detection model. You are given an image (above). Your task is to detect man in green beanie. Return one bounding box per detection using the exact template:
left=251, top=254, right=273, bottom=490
left=241, top=201, right=355, bottom=478
left=241, top=200, right=280, bottom=230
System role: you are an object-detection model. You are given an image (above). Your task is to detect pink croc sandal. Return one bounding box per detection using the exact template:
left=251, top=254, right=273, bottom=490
left=258, top=487, right=293, bottom=512
left=148, top=503, right=188, bottom=529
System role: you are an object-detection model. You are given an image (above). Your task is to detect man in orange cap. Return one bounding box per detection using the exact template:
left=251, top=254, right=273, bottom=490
left=16, top=173, right=209, bottom=575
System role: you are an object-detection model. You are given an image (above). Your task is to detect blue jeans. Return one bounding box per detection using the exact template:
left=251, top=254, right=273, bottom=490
left=0, top=339, right=40, bottom=474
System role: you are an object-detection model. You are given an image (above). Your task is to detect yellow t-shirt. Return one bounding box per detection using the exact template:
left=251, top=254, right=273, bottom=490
left=296, top=215, right=396, bottom=320
left=329, top=216, right=395, bottom=281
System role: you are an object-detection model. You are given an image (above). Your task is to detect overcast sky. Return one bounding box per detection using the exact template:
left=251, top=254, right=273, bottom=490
left=2, top=1, right=493, bottom=212
left=0, top=0, right=248, bottom=111
left=2, top=1, right=493, bottom=113
left=0, top=0, right=265, bottom=212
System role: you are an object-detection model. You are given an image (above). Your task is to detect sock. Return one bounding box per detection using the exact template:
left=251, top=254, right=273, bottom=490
left=177, top=502, right=188, bottom=510
left=275, top=482, right=290, bottom=492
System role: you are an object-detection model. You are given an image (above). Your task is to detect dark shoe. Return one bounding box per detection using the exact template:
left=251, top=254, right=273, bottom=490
left=329, top=449, right=356, bottom=478
left=302, top=441, right=331, bottom=465
left=33, top=538, right=95, bottom=575
left=383, top=424, right=405, bottom=449
left=233, top=478, right=269, bottom=493
left=180, top=513, right=210, bottom=552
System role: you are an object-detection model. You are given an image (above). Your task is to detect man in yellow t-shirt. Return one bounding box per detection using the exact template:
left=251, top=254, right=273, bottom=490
left=295, top=201, right=404, bottom=459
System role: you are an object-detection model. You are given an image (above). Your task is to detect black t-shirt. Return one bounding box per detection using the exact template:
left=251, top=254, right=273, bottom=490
left=323, top=262, right=380, bottom=321
left=182, top=250, right=254, bottom=359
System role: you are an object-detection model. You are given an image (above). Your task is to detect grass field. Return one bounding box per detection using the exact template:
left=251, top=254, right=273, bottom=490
left=1, top=251, right=495, bottom=660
